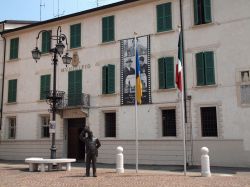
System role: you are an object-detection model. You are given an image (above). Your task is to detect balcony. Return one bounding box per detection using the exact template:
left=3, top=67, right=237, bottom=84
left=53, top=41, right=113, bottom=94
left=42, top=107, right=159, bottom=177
left=57, top=93, right=90, bottom=109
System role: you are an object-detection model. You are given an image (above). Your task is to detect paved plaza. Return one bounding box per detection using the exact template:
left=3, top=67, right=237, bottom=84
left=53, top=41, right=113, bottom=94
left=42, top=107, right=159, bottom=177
left=0, top=161, right=250, bottom=187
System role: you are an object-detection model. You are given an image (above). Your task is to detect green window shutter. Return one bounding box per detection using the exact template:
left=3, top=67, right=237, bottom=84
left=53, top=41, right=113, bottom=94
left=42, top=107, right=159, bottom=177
left=75, top=70, right=82, bottom=105
left=158, top=58, right=166, bottom=89
left=196, top=52, right=205, bottom=86
left=10, top=38, right=19, bottom=59
left=68, top=71, right=75, bottom=105
left=157, top=3, right=172, bottom=32
left=70, top=24, right=81, bottom=48
left=204, top=51, right=215, bottom=85
left=102, top=17, right=108, bottom=42
left=42, top=31, right=51, bottom=53
left=102, top=16, right=114, bottom=42
left=14, top=38, right=19, bottom=59
left=165, top=57, right=174, bottom=89
left=107, top=64, right=115, bottom=94
left=75, top=24, right=81, bottom=47
left=164, top=3, right=172, bottom=31
left=40, top=75, right=51, bottom=100
left=102, top=66, right=107, bottom=94
left=193, top=0, right=199, bottom=25
left=40, top=76, right=45, bottom=100
left=8, top=79, right=17, bottom=103
left=109, top=16, right=115, bottom=42
left=157, top=4, right=164, bottom=32
left=68, top=70, right=82, bottom=106
left=203, top=0, right=212, bottom=23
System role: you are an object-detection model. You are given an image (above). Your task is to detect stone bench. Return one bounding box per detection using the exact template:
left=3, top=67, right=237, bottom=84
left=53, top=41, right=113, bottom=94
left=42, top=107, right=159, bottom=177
left=25, top=158, right=76, bottom=172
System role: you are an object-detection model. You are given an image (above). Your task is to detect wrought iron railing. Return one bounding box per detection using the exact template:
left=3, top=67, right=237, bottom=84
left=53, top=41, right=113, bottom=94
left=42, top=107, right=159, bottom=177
left=57, top=93, right=90, bottom=109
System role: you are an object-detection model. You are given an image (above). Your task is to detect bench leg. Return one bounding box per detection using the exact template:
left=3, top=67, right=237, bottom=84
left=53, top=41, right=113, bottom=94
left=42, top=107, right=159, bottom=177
left=66, top=163, right=71, bottom=171
left=29, top=163, right=34, bottom=172
left=40, top=164, right=45, bottom=172
left=58, top=163, right=62, bottom=170
left=48, top=164, right=52, bottom=171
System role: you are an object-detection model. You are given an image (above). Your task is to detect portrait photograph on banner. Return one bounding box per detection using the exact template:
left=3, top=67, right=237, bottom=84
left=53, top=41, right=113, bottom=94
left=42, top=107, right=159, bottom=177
left=120, top=35, right=151, bottom=105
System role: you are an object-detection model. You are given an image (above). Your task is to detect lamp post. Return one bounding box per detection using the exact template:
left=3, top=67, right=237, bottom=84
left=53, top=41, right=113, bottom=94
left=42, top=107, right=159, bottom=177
left=32, top=26, right=72, bottom=159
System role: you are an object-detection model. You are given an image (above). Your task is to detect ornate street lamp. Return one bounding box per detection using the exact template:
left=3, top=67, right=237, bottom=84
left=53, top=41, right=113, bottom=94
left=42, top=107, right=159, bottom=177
left=31, top=26, right=72, bottom=159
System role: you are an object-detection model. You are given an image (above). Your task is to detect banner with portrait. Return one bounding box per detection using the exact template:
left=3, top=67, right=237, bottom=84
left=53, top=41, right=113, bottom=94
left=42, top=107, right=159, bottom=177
left=120, top=35, right=151, bottom=105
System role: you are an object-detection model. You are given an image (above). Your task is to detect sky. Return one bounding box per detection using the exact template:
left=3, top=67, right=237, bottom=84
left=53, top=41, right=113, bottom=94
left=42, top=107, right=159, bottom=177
left=0, top=0, right=122, bottom=22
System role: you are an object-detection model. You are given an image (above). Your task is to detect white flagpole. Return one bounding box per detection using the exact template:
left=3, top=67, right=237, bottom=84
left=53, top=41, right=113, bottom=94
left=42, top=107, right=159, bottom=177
left=178, top=27, right=187, bottom=176
left=134, top=32, right=139, bottom=173
left=181, top=76, right=187, bottom=176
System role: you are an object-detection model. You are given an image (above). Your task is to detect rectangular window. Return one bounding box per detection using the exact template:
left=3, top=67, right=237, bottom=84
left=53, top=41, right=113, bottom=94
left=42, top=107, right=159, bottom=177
left=201, top=107, right=218, bottom=137
left=41, top=116, right=50, bottom=138
left=241, top=85, right=250, bottom=105
left=158, top=57, right=174, bottom=89
left=40, top=75, right=51, bottom=100
left=196, top=51, right=215, bottom=86
left=157, top=2, right=172, bottom=32
left=8, top=79, right=17, bottom=103
left=194, top=0, right=212, bottom=25
left=41, top=30, right=51, bottom=53
left=68, top=70, right=82, bottom=106
left=70, top=23, right=81, bottom=48
left=105, top=113, right=116, bottom=137
left=162, top=109, right=176, bottom=136
left=8, top=118, right=16, bottom=139
left=9, top=38, right=19, bottom=59
left=240, top=71, right=250, bottom=105
left=102, top=64, right=115, bottom=94
left=102, top=16, right=115, bottom=43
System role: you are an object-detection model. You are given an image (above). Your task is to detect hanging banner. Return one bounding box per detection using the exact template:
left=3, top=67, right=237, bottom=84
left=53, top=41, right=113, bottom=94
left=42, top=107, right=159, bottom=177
left=120, top=35, right=151, bottom=105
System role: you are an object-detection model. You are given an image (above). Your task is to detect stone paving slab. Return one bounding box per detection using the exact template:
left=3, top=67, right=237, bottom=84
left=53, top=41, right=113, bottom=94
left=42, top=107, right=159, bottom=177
left=0, top=161, right=250, bottom=187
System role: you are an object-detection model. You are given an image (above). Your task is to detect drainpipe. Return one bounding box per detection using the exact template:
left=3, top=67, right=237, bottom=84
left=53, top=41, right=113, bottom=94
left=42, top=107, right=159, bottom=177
left=0, top=23, right=6, bottom=131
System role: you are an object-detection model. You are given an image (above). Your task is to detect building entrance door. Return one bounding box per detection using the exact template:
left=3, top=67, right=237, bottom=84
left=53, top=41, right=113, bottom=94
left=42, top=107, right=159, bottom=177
left=68, top=118, right=85, bottom=161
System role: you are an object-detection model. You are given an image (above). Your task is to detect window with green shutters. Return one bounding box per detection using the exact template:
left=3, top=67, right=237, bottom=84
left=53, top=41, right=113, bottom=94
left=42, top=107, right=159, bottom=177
left=9, top=38, right=19, bottom=60
left=102, top=16, right=115, bottom=43
left=193, top=0, right=212, bottom=25
left=70, top=23, right=81, bottom=48
left=196, top=51, right=215, bottom=86
left=40, top=75, right=51, bottom=100
left=8, top=79, right=17, bottom=103
left=68, top=70, right=82, bottom=106
left=102, top=64, right=115, bottom=94
left=156, top=2, right=172, bottom=32
left=41, top=31, right=51, bottom=53
left=158, top=57, right=174, bottom=89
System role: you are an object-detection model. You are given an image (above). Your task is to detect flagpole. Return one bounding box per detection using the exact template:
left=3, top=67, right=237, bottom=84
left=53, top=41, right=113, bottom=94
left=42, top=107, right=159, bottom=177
left=134, top=32, right=139, bottom=173
left=179, top=0, right=187, bottom=176
left=181, top=66, right=187, bottom=176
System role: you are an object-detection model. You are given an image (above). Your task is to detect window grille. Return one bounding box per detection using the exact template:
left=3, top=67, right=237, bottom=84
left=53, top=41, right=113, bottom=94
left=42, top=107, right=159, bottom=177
left=162, top=109, right=176, bottom=136
left=201, top=107, right=218, bottom=137
left=41, top=116, right=50, bottom=138
left=105, top=113, right=116, bottom=137
left=8, top=118, right=16, bottom=139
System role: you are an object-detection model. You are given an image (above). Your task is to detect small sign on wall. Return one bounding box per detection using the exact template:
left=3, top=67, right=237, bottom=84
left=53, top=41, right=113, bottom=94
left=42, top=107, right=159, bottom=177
left=49, top=121, right=56, bottom=134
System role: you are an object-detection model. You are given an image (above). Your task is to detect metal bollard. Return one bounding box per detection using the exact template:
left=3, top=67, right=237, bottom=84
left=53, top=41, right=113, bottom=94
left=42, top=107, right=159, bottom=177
left=201, top=147, right=211, bottom=177
left=116, top=146, right=124, bottom=173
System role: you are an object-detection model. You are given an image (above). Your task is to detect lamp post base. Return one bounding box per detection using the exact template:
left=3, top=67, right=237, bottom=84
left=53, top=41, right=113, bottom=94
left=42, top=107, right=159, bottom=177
left=50, top=146, right=57, bottom=159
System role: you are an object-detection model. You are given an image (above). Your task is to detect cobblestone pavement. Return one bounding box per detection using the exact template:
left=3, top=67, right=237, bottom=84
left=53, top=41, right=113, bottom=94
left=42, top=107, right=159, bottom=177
left=0, top=161, right=250, bottom=187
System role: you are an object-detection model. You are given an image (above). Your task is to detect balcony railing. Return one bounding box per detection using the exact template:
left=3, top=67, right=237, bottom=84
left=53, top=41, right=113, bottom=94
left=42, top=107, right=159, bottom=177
left=57, top=93, right=90, bottom=109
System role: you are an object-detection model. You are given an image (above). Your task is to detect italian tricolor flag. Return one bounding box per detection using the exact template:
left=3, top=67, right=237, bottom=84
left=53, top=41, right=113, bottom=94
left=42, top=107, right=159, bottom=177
left=176, top=31, right=183, bottom=92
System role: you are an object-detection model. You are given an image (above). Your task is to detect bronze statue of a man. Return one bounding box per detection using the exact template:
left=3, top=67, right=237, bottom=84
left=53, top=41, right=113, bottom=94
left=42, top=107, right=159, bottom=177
left=80, top=127, right=101, bottom=177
